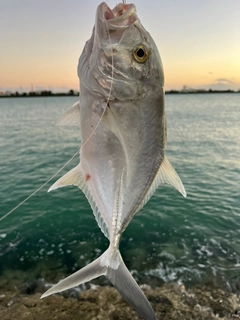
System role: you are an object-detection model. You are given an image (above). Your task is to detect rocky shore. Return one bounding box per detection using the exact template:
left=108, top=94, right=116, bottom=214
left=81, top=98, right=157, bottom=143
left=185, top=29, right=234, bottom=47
left=0, top=275, right=240, bottom=320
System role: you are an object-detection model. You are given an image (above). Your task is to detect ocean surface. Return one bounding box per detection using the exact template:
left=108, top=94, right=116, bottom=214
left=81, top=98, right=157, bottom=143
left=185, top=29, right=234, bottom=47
left=0, top=94, right=239, bottom=292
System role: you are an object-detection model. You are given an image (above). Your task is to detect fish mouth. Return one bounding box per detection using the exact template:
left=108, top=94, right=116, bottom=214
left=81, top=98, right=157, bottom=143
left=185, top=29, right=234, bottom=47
left=99, top=2, right=137, bottom=27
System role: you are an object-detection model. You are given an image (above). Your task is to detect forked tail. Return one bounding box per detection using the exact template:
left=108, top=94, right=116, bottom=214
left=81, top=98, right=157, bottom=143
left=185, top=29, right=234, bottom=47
left=41, top=248, right=156, bottom=320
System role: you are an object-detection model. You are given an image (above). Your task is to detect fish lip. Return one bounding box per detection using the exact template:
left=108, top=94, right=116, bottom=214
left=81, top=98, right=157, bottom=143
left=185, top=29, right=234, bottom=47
left=98, top=2, right=137, bottom=27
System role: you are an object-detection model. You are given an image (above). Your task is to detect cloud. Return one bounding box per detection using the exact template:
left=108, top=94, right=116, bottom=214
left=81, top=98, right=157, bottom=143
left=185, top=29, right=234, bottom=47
left=215, top=78, right=235, bottom=84
left=200, top=79, right=240, bottom=91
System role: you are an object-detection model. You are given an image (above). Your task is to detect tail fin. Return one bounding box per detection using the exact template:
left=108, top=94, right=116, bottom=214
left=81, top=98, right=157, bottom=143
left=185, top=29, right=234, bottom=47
left=41, top=254, right=107, bottom=298
left=41, top=248, right=156, bottom=320
left=107, top=251, right=156, bottom=320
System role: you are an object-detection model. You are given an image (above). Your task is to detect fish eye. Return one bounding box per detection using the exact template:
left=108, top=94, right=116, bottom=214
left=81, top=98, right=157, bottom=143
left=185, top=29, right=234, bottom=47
left=133, top=45, right=149, bottom=63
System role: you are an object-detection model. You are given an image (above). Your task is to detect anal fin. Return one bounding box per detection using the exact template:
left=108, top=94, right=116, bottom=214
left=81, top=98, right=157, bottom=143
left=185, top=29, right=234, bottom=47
left=48, top=165, right=83, bottom=192
left=48, top=165, right=109, bottom=239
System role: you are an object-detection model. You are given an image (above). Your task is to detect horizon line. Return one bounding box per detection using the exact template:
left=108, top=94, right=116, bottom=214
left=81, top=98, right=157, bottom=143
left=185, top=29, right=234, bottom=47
left=0, top=88, right=239, bottom=99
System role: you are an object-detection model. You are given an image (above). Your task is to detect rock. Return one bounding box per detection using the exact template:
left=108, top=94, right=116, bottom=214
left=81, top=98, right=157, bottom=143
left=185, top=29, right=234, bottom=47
left=0, top=279, right=239, bottom=320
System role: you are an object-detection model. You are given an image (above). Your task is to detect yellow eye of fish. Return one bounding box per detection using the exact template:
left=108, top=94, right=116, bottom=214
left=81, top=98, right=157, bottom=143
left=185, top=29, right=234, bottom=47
left=133, top=45, right=149, bottom=63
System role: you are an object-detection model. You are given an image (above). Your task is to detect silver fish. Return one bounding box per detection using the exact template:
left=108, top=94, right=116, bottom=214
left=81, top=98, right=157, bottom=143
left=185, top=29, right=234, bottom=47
left=41, top=2, right=186, bottom=319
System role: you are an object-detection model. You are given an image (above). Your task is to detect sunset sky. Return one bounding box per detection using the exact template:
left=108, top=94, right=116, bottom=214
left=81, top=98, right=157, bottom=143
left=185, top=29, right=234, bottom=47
left=1, top=0, right=240, bottom=93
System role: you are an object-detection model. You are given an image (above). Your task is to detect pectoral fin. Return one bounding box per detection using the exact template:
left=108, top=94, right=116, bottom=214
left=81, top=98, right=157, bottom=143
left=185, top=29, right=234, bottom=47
left=56, top=101, right=80, bottom=126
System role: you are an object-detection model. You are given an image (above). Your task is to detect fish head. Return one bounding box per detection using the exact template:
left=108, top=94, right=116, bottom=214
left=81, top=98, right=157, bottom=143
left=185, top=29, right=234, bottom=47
left=78, top=2, right=164, bottom=101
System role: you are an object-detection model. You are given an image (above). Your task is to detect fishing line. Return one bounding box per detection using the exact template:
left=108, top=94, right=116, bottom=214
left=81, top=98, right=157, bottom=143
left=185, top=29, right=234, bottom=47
left=0, top=149, right=79, bottom=222
left=76, top=6, right=114, bottom=149
left=1, top=7, right=115, bottom=223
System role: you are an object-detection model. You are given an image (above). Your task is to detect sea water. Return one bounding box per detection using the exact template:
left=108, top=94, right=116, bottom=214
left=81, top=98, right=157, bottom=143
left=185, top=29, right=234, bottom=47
left=0, top=94, right=239, bottom=291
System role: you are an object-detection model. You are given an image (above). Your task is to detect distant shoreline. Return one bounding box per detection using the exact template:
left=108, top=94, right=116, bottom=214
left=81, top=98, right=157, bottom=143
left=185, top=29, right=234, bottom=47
left=0, top=89, right=239, bottom=98
left=165, top=89, right=239, bottom=94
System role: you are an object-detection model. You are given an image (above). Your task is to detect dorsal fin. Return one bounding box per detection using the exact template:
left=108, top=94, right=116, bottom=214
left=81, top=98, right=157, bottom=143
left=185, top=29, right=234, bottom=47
left=56, top=101, right=80, bottom=126
left=157, top=156, right=186, bottom=197
left=136, top=156, right=186, bottom=213
left=48, top=165, right=109, bottom=239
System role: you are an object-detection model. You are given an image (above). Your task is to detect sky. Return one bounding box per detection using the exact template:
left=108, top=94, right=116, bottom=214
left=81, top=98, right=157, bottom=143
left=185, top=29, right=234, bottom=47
left=0, top=0, right=240, bottom=92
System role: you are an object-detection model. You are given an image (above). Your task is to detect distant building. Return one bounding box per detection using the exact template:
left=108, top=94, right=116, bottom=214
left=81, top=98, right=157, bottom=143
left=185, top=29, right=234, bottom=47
left=181, top=85, right=207, bottom=93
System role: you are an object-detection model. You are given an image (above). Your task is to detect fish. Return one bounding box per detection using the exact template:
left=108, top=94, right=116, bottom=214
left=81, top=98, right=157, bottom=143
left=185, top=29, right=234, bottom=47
left=41, top=2, right=186, bottom=319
